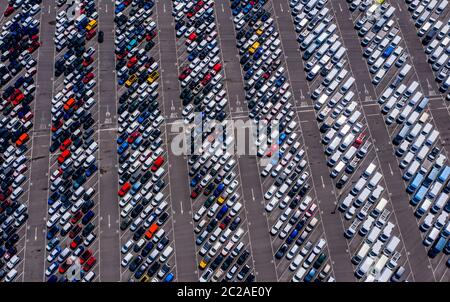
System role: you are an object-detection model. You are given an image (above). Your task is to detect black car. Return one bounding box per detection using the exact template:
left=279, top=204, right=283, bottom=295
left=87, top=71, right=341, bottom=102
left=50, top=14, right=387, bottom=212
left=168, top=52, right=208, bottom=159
left=148, top=262, right=160, bottom=276
left=93, top=27, right=103, bottom=41
left=129, top=256, right=143, bottom=272
left=275, top=244, right=288, bottom=259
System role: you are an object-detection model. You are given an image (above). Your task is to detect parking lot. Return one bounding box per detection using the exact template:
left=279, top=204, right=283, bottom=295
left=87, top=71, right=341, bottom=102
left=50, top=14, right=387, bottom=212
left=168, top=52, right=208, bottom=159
left=0, top=0, right=448, bottom=282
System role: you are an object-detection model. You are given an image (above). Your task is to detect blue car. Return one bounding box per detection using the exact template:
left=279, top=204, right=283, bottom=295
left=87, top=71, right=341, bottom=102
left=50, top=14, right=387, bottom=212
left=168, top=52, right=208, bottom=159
left=132, top=136, right=143, bottom=149
left=275, top=76, right=286, bottom=87
left=190, top=174, right=201, bottom=187
left=137, top=111, right=150, bottom=123
left=188, top=50, right=198, bottom=61
left=243, top=3, right=253, bottom=14
left=144, top=1, right=154, bottom=10
left=117, top=141, right=129, bottom=155
left=86, top=164, right=98, bottom=177
left=47, top=225, right=60, bottom=240
left=278, top=132, right=287, bottom=145
left=117, top=133, right=127, bottom=144
left=115, top=3, right=126, bottom=14
left=213, top=183, right=226, bottom=197
left=164, top=273, right=174, bottom=282
left=304, top=269, right=317, bottom=282
left=244, top=69, right=254, bottom=80
left=232, top=7, right=242, bottom=16
left=47, top=275, right=58, bottom=283
left=48, top=192, right=60, bottom=205
left=286, top=229, right=299, bottom=244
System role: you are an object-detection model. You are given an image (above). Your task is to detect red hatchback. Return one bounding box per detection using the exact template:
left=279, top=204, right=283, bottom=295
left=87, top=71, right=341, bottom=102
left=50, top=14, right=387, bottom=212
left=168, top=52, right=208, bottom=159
left=118, top=182, right=131, bottom=197
left=82, top=72, right=94, bottom=84
left=127, top=56, right=138, bottom=68
left=83, top=257, right=97, bottom=272
left=354, top=133, right=366, bottom=147
left=70, top=211, right=83, bottom=224
left=127, top=131, right=140, bottom=143
left=3, top=6, right=14, bottom=17
left=59, top=261, right=72, bottom=274
left=150, top=156, right=164, bottom=172
left=60, top=138, right=72, bottom=151
left=79, top=249, right=93, bottom=265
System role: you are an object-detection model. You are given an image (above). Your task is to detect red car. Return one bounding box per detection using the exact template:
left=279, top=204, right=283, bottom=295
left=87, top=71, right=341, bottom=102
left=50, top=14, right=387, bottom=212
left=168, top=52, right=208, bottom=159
left=116, top=51, right=128, bottom=60
left=59, top=261, right=72, bottom=274
left=60, top=138, right=72, bottom=151
left=187, top=32, right=197, bottom=42
left=12, top=93, right=24, bottom=106
left=83, top=56, right=94, bottom=67
left=354, top=133, right=366, bottom=147
left=57, top=149, right=71, bottom=164
left=3, top=6, right=14, bottom=17
left=70, top=236, right=83, bottom=249
left=201, top=73, right=212, bottom=85
left=212, top=63, right=222, bottom=73
left=150, top=156, right=164, bottom=172
left=82, top=72, right=94, bottom=84
left=127, top=56, right=138, bottom=68
left=51, top=120, right=63, bottom=132
left=79, top=249, right=93, bottom=265
left=86, top=29, right=96, bottom=40
left=21, top=111, right=33, bottom=122
left=127, top=131, right=140, bottom=143
left=69, top=224, right=82, bottom=239
left=28, top=41, right=40, bottom=53
left=178, top=67, right=192, bottom=80
left=118, top=182, right=131, bottom=197
left=70, top=211, right=83, bottom=224
left=83, top=256, right=97, bottom=272
left=190, top=186, right=201, bottom=199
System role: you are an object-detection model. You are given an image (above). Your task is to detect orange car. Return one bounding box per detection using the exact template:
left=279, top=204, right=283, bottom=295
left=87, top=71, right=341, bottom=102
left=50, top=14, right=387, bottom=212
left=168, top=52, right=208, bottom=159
left=144, top=223, right=159, bottom=239
left=63, top=98, right=76, bottom=111
left=15, top=133, right=29, bottom=146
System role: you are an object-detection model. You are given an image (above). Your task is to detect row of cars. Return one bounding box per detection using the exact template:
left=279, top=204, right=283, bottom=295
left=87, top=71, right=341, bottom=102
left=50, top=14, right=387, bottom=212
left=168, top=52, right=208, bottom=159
left=114, top=0, right=176, bottom=283
left=44, top=0, right=100, bottom=282
left=229, top=0, right=334, bottom=282
left=289, top=0, right=409, bottom=280
left=379, top=62, right=450, bottom=266
left=290, top=0, right=376, bottom=191
left=345, top=0, right=450, bottom=273
left=404, top=0, right=450, bottom=94
left=173, top=0, right=256, bottom=282
left=0, top=0, right=42, bottom=282
left=339, top=164, right=407, bottom=281
left=351, top=2, right=409, bottom=86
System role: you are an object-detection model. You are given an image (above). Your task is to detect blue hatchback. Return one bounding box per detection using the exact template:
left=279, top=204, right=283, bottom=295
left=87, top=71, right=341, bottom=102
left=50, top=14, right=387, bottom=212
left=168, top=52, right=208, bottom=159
left=117, top=141, right=129, bottom=154
left=164, top=273, right=174, bottom=282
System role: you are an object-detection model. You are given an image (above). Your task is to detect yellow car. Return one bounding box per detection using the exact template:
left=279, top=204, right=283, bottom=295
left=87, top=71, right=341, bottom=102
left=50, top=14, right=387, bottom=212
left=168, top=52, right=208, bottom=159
left=125, top=74, right=137, bottom=87
left=217, top=194, right=226, bottom=204
left=256, top=28, right=263, bottom=36
left=147, top=71, right=160, bottom=84
left=248, top=41, right=260, bottom=54
left=140, top=275, right=150, bottom=282
left=86, top=19, right=97, bottom=31
left=199, top=259, right=208, bottom=270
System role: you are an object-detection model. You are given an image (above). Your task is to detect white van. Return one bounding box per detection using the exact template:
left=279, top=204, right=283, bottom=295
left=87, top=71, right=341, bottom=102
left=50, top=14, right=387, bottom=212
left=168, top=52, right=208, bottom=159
left=383, top=236, right=400, bottom=256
